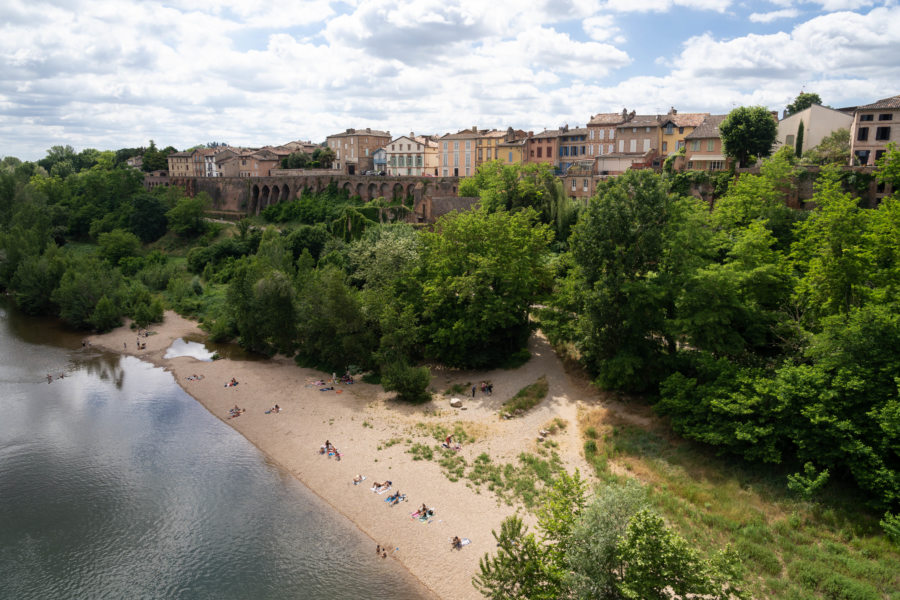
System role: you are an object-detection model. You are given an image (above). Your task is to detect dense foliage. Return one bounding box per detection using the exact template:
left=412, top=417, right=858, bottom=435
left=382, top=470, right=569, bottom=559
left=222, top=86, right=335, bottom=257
left=719, top=105, right=778, bottom=168
left=541, top=146, right=900, bottom=512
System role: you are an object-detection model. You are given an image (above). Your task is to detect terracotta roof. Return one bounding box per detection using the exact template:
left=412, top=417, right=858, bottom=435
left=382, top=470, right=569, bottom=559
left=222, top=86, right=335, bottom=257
left=440, top=129, right=482, bottom=140
left=559, top=127, right=590, bottom=137
left=617, top=115, right=659, bottom=128
left=589, top=112, right=625, bottom=125
left=684, top=115, right=727, bottom=140
left=660, top=113, right=709, bottom=128
left=327, top=128, right=391, bottom=138
left=530, top=129, right=560, bottom=139
left=481, top=130, right=506, bottom=138
left=857, top=94, right=900, bottom=110
left=168, top=151, right=192, bottom=157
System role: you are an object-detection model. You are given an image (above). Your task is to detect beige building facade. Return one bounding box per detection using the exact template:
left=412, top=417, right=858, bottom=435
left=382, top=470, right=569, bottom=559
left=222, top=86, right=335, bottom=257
left=777, top=104, right=853, bottom=156
left=849, top=94, right=899, bottom=166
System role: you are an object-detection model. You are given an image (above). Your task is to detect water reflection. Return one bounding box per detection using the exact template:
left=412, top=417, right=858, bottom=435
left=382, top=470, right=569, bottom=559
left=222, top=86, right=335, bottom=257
left=164, top=337, right=215, bottom=361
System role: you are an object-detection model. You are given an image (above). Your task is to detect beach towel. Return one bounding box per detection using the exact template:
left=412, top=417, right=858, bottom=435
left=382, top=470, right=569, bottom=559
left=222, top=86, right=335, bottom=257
left=353, top=476, right=366, bottom=485
left=460, top=538, right=471, bottom=546
left=371, top=485, right=391, bottom=494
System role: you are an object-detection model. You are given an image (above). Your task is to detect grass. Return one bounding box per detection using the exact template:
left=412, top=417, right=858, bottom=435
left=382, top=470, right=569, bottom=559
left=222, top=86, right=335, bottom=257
left=444, top=382, right=470, bottom=396
left=578, top=407, right=900, bottom=599
left=501, top=375, right=549, bottom=416
left=542, top=417, right=568, bottom=434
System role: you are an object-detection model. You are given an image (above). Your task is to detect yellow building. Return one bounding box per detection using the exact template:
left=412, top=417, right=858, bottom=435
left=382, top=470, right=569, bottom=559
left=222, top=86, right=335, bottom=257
left=497, top=127, right=528, bottom=165
left=658, top=108, right=708, bottom=158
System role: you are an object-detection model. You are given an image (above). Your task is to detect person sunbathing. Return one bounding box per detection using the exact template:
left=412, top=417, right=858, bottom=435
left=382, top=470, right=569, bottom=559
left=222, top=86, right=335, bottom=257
left=353, top=474, right=364, bottom=484
left=419, top=503, right=428, bottom=515
left=451, top=536, right=462, bottom=550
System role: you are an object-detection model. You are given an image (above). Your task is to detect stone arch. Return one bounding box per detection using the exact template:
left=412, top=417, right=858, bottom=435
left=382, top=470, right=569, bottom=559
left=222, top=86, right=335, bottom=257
left=392, top=183, right=404, bottom=202
left=342, top=181, right=352, bottom=196
left=271, top=185, right=280, bottom=206
left=251, top=184, right=260, bottom=214
left=356, top=182, right=365, bottom=200
left=380, top=182, right=389, bottom=199
left=261, top=185, right=270, bottom=212
left=368, top=182, right=378, bottom=201
left=281, top=183, right=291, bottom=202
left=405, top=183, right=416, bottom=198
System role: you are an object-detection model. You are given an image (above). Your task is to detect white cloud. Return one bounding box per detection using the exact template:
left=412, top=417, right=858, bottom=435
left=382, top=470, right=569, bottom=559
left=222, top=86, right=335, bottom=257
left=602, top=0, right=732, bottom=12
left=583, top=14, right=623, bottom=41
left=749, top=8, right=800, bottom=21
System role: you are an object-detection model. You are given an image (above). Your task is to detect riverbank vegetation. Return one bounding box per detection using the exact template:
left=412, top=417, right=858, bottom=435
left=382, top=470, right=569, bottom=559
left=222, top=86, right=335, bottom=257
left=2, top=144, right=899, bottom=597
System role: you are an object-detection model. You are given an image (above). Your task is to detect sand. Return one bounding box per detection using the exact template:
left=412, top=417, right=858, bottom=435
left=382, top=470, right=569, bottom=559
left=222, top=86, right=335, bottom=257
left=89, top=312, right=599, bottom=600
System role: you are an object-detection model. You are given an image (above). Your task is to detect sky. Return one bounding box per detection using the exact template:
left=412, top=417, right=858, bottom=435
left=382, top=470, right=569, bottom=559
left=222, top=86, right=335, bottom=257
left=1, top=0, right=898, bottom=161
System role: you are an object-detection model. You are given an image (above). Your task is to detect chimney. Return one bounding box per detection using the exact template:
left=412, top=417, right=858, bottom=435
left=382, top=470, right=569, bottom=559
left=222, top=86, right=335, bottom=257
left=410, top=131, right=415, bottom=138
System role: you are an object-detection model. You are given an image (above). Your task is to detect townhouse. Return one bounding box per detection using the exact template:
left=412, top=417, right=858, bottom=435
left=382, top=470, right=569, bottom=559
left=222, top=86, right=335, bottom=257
left=657, top=109, right=708, bottom=158
left=385, top=134, right=438, bottom=176
left=326, top=128, right=392, bottom=174
left=849, top=94, right=899, bottom=166
left=682, top=115, right=730, bottom=171
left=524, top=129, right=559, bottom=168
left=587, top=111, right=626, bottom=158
left=558, top=125, right=590, bottom=174
left=497, top=127, right=528, bottom=166
left=438, top=127, right=482, bottom=177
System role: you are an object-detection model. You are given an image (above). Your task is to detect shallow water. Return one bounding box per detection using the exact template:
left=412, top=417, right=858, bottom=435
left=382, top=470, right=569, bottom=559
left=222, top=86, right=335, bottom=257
left=0, top=301, right=431, bottom=600
left=163, top=337, right=216, bottom=361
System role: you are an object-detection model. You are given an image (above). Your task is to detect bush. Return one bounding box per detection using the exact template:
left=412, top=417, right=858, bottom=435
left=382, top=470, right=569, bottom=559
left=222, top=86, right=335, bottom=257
left=501, top=375, right=549, bottom=415
left=381, top=361, right=432, bottom=403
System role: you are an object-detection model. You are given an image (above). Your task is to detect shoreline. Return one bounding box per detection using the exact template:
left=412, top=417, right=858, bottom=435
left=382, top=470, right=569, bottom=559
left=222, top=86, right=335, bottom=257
left=89, top=311, right=596, bottom=600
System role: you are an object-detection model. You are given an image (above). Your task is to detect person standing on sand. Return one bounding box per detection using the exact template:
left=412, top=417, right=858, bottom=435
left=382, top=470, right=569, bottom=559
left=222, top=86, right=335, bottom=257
left=471, top=385, right=476, bottom=398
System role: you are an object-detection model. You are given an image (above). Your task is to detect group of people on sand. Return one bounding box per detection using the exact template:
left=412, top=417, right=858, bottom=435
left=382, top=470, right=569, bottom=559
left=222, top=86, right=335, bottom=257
left=319, top=440, right=341, bottom=460
left=228, top=405, right=245, bottom=418
left=362, top=478, right=467, bottom=553
left=225, top=378, right=239, bottom=387
left=442, top=435, right=462, bottom=452
left=472, top=381, right=493, bottom=397
left=267, top=404, right=280, bottom=414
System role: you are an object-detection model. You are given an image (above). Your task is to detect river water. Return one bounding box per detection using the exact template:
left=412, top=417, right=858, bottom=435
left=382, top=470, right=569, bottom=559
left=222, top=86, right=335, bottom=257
left=0, top=299, right=431, bottom=599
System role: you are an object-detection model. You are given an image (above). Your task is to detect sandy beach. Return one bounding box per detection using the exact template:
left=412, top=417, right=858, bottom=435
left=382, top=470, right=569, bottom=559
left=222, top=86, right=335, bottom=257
left=89, top=312, right=598, bottom=600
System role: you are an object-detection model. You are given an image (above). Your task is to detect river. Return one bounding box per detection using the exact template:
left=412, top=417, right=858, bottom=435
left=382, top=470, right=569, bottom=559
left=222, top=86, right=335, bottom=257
left=0, top=299, right=431, bottom=599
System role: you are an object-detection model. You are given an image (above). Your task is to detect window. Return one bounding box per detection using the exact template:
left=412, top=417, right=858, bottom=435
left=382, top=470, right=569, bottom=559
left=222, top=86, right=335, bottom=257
left=855, top=150, right=870, bottom=165
left=537, top=147, right=542, bottom=158
left=629, top=139, right=636, bottom=152
left=443, top=168, right=448, bottom=177
left=875, top=149, right=886, bottom=162
left=662, top=142, right=668, bottom=152
left=583, top=179, right=588, bottom=192
left=860, top=114, right=874, bottom=121
left=547, top=148, right=552, bottom=157
left=580, top=146, right=586, bottom=155
left=465, top=140, right=471, bottom=149
left=690, top=140, right=700, bottom=151
left=709, top=161, right=724, bottom=170
left=687, top=161, right=693, bottom=169
left=590, top=144, right=594, bottom=155
left=857, top=127, right=869, bottom=141
left=645, top=127, right=651, bottom=133
left=678, top=127, right=684, bottom=134
left=454, top=141, right=459, bottom=150
left=590, top=130, right=594, bottom=140
left=707, top=140, right=715, bottom=152
left=665, top=124, right=674, bottom=134
left=443, top=141, right=448, bottom=150
left=599, top=129, right=605, bottom=140
left=618, top=140, right=624, bottom=152
left=876, top=127, right=891, bottom=141
left=643, top=139, right=650, bottom=152
left=508, top=152, right=513, bottom=163
left=571, top=179, right=576, bottom=191
left=878, top=113, right=892, bottom=121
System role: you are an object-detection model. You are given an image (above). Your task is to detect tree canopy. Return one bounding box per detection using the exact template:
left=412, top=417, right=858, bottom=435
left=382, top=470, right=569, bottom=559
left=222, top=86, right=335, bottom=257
left=785, top=92, right=823, bottom=116
left=720, top=106, right=778, bottom=168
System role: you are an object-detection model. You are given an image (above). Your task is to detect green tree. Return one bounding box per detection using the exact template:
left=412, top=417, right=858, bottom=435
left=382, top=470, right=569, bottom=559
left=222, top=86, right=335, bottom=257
left=380, top=361, right=431, bottom=403
left=875, top=142, right=900, bottom=189
left=566, top=169, right=712, bottom=391
left=10, top=244, right=66, bottom=315
left=418, top=208, right=552, bottom=368
left=795, top=120, right=805, bottom=157
left=98, top=228, right=142, bottom=265
left=51, top=255, right=123, bottom=329
left=785, top=92, right=823, bottom=116
left=312, top=147, right=336, bottom=169
left=129, top=193, right=168, bottom=242
left=802, top=128, right=850, bottom=165
left=720, top=106, right=778, bottom=168
left=166, top=192, right=210, bottom=237
left=791, top=167, right=872, bottom=319
left=90, top=295, right=122, bottom=332
left=566, top=480, right=648, bottom=599
left=616, top=510, right=746, bottom=600
left=473, top=516, right=555, bottom=600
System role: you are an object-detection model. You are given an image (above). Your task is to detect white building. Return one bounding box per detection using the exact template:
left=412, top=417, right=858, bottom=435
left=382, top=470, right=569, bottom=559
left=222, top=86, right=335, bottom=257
left=384, top=134, right=437, bottom=176
left=777, top=104, right=853, bottom=156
